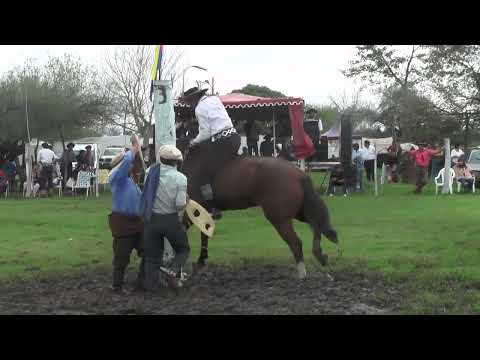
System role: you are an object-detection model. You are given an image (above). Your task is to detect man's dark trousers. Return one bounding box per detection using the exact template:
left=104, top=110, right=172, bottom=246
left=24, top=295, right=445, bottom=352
left=109, top=212, right=145, bottom=290
left=144, top=213, right=190, bottom=290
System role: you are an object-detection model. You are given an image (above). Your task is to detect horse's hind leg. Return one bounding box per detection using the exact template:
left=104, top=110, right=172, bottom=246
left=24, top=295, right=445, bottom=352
left=272, top=220, right=307, bottom=280
left=312, top=232, right=328, bottom=266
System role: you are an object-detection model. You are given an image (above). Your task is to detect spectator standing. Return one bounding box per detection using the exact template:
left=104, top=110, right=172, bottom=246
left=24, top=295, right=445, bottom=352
left=245, top=119, right=260, bottom=156
left=352, top=143, right=365, bottom=191
left=363, top=140, right=376, bottom=182
left=1, top=157, right=16, bottom=192
left=84, top=145, right=95, bottom=171
left=37, top=142, right=57, bottom=194
left=60, top=142, right=75, bottom=187
left=430, top=142, right=444, bottom=179
left=410, top=142, right=441, bottom=194
left=386, top=141, right=402, bottom=182
left=260, top=135, right=274, bottom=157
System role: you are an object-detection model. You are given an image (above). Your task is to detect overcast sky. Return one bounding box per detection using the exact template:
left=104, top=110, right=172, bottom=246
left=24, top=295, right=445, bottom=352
left=0, top=45, right=377, bottom=105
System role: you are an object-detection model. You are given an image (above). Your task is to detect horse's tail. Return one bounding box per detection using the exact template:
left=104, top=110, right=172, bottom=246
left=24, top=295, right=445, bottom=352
left=300, top=176, right=338, bottom=244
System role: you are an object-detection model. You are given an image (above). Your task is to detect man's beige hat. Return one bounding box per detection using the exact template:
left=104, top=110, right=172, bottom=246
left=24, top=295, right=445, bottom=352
left=158, top=145, right=183, bottom=161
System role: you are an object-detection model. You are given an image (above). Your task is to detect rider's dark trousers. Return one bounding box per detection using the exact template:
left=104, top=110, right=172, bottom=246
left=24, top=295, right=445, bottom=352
left=189, top=133, right=241, bottom=208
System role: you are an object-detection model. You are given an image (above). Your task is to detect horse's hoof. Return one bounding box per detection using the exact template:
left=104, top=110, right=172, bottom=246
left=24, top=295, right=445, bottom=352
left=195, top=260, right=208, bottom=274
left=297, top=262, right=307, bottom=280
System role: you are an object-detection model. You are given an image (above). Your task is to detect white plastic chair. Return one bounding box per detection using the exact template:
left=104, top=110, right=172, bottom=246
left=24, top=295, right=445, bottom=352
left=434, top=168, right=455, bottom=195
left=74, top=171, right=92, bottom=197
left=23, top=181, right=40, bottom=198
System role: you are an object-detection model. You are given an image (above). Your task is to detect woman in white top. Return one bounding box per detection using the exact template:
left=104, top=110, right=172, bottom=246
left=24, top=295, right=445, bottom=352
left=451, top=144, right=464, bottom=165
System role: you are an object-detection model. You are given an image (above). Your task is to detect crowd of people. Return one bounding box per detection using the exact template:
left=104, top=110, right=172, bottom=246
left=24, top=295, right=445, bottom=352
left=0, top=141, right=99, bottom=198
left=323, top=140, right=475, bottom=197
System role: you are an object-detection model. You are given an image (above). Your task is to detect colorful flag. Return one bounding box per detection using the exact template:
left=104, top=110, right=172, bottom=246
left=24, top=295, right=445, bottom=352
left=150, top=45, right=164, bottom=100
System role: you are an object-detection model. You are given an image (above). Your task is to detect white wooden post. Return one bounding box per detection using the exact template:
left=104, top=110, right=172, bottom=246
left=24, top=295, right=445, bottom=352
left=374, top=149, right=378, bottom=197
left=272, top=110, right=277, bottom=157
left=381, top=162, right=386, bottom=185
left=442, top=138, right=451, bottom=194
left=25, top=143, right=33, bottom=198
left=153, top=80, right=175, bottom=263
left=95, top=147, right=99, bottom=198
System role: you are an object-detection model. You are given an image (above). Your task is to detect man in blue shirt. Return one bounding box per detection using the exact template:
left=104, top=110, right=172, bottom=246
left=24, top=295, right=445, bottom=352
left=108, top=136, right=145, bottom=293
left=140, top=144, right=189, bottom=291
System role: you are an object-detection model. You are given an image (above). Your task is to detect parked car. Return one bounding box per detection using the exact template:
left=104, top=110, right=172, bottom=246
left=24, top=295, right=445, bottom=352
left=467, top=148, right=480, bottom=180
left=72, top=143, right=98, bottom=170
left=99, top=146, right=124, bottom=169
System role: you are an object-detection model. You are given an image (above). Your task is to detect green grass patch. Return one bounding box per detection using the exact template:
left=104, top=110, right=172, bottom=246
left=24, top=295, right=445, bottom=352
left=1, top=174, right=480, bottom=313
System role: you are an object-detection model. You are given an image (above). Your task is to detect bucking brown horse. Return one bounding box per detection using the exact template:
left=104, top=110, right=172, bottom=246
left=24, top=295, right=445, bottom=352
left=178, top=141, right=338, bottom=279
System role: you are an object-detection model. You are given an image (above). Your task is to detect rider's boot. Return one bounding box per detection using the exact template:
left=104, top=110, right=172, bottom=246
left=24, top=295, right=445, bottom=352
left=211, top=207, right=223, bottom=220
left=200, top=184, right=222, bottom=220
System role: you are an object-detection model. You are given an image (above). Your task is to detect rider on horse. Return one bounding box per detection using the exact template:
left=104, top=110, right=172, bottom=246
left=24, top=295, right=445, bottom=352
left=181, top=86, right=241, bottom=218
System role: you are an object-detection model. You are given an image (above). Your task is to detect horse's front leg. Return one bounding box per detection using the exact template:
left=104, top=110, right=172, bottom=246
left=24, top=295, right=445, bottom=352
left=197, top=232, right=209, bottom=267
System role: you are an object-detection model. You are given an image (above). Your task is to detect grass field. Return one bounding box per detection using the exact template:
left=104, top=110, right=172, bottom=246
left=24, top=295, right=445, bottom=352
left=1, top=173, right=480, bottom=314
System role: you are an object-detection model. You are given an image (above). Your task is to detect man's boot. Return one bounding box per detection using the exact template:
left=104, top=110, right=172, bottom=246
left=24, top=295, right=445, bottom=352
left=144, top=260, right=162, bottom=293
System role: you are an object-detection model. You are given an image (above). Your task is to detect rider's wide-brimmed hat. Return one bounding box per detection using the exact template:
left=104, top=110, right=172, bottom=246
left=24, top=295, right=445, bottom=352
left=181, top=86, right=208, bottom=101
left=158, top=145, right=183, bottom=161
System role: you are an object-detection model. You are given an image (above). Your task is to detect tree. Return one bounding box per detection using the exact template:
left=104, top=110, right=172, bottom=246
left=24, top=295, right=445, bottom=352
left=343, top=45, right=427, bottom=137
left=231, top=84, right=286, bottom=98
left=422, top=45, right=480, bottom=148
left=0, top=55, right=111, bottom=182
left=328, top=87, right=379, bottom=132
left=0, top=55, right=109, bottom=149
left=377, top=86, right=459, bottom=143
left=102, top=45, right=184, bottom=145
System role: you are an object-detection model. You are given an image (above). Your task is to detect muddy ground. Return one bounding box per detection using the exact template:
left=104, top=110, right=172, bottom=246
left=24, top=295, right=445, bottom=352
left=0, top=264, right=404, bottom=315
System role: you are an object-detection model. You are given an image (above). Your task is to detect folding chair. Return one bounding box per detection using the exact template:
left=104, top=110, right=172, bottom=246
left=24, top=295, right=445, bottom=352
left=97, top=169, right=110, bottom=192
left=74, top=171, right=92, bottom=197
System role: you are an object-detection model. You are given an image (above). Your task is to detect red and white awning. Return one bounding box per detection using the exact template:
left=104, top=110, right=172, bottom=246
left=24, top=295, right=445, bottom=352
left=175, top=93, right=304, bottom=109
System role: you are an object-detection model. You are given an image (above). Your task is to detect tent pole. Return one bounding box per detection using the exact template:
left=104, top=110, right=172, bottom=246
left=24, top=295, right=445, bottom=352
left=273, top=110, right=277, bottom=157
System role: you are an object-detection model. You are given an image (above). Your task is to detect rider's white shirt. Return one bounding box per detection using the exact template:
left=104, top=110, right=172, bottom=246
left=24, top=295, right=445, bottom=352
left=191, top=95, right=234, bottom=145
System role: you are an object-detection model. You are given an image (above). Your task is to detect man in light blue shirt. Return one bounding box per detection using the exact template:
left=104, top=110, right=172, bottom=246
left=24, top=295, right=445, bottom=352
left=108, top=137, right=145, bottom=293
left=140, top=144, right=189, bottom=291
left=352, top=143, right=365, bottom=191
